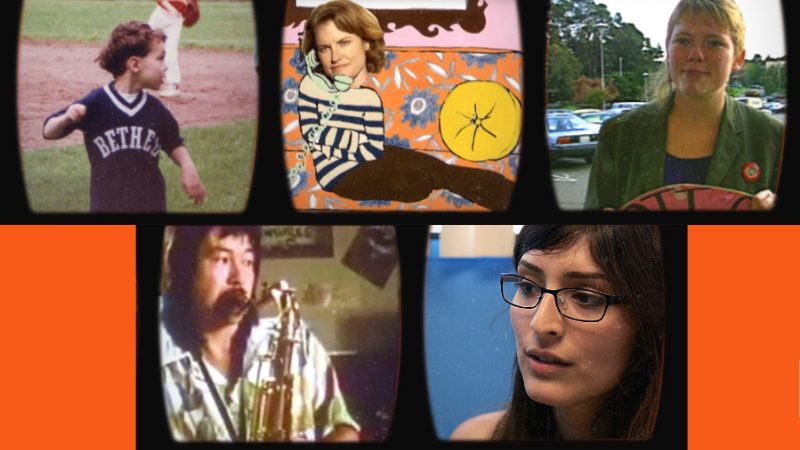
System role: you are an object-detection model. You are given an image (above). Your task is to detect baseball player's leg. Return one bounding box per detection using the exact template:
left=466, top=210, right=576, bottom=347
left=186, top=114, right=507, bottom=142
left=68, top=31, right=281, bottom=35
left=148, top=7, right=183, bottom=94
left=162, top=21, right=182, bottom=87
left=147, top=5, right=168, bottom=32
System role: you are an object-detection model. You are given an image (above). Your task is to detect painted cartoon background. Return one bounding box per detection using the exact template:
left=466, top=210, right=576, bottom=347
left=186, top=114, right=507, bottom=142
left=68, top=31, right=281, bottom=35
left=281, top=0, right=523, bottom=211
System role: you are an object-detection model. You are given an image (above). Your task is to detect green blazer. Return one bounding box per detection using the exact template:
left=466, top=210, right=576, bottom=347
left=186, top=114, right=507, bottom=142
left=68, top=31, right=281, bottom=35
left=584, top=95, right=784, bottom=210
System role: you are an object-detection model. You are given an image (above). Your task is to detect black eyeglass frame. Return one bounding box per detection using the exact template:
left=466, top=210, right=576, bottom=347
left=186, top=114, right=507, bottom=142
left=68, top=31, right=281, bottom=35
left=500, top=273, right=622, bottom=323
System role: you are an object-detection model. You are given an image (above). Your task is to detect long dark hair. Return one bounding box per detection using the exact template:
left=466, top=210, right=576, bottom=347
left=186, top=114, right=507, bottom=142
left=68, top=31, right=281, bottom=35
left=492, top=225, right=665, bottom=440
left=161, top=226, right=262, bottom=381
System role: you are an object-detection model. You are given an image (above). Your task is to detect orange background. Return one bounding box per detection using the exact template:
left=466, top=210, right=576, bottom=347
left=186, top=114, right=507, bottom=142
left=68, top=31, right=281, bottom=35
left=8, top=225, right=800, bottom=448
left=689, top=225, right=800, bottom=448
left=2, top=226, right=136, bottom=450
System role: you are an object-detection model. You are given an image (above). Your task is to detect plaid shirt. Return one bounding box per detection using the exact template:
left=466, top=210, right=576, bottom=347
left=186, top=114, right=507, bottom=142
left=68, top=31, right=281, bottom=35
left=161, top=317, right=359, bottom=441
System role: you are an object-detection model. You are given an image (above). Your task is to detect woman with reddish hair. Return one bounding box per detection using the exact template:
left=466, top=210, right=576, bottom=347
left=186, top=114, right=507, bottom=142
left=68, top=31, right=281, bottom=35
left=295, top=0, right=516, bottom=211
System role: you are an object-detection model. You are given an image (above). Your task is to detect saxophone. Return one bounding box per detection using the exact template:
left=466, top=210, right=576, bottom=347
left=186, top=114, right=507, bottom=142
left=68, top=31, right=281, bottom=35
left=250, top=280, right=300, bottom=441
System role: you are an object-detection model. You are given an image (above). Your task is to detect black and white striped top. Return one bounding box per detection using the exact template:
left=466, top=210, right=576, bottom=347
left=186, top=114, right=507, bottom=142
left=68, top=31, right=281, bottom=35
left=298, top=76, right=385, bottom=190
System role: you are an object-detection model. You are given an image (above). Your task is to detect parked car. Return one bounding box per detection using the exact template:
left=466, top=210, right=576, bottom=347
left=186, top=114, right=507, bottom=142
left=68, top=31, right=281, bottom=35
left=546, top=109, right=574, bottom=115
left=572, top=108, right=601, bottom=115
left=610, top=102, right=645, bottom=113
left=736, top=97, right=777, bottom=115
left=765, top=101, right=785, bottom=113
left=577, top=110, right=622, bottom=132
left=546, top=114, right=599, bottom=164
left=736, top=97, right=763, bottom=109
left=744, top=85, right=765, bottom=97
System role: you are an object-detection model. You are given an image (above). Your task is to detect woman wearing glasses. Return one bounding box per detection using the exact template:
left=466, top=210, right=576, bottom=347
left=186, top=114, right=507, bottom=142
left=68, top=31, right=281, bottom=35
left=450, top=225, right=664, bottom=440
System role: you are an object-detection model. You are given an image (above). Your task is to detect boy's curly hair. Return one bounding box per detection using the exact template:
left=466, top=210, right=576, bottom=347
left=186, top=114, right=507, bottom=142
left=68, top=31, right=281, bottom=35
left=96, top=21, right=167, bottom=78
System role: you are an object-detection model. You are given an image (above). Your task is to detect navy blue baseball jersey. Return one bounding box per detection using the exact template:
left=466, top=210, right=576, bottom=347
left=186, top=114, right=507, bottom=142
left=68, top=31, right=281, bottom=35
left=44, top=81, right=184, bottom=212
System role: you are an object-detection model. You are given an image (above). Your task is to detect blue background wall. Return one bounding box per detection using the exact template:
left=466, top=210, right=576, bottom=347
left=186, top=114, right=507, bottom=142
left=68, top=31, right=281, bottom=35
left=424, top=256, right=518, bottom=440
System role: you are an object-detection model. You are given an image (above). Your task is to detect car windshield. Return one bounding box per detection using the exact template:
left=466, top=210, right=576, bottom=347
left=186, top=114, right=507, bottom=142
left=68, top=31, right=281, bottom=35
left=582, top=113, right=614, bottom=122
left=548, top=116, right=590, bottom=132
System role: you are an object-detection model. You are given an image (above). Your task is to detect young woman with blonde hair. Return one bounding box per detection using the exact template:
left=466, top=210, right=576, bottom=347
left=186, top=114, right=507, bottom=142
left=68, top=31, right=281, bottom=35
left=585, top=0, right=783, bottom=211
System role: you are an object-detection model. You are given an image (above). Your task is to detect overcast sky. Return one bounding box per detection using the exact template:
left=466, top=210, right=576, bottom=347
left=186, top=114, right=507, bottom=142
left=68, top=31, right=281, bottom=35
left=596, top=0, right=786, bottom=60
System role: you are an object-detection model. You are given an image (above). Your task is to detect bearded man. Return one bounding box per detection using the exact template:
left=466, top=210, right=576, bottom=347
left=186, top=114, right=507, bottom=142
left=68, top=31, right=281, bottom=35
left=160, top=226, right=359, bottom=441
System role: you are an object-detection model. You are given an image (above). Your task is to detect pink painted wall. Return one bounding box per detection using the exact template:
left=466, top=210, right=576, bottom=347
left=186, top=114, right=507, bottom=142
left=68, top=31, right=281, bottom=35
left=283, top=0, right=522, bottom=51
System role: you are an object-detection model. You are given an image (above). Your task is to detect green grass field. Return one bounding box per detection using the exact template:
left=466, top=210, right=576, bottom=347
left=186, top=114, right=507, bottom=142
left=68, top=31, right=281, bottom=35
left=21, top=0, right=256, bottom=51
left=22, top=119, right=256, bottom=213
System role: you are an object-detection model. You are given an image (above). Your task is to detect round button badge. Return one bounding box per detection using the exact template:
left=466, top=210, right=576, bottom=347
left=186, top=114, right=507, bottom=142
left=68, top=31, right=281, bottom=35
left=742, top=162, right=761, bottom=182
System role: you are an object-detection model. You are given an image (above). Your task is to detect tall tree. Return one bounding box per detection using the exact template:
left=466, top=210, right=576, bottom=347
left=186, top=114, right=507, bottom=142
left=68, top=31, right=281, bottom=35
left=547, top=43, right=584, bottom=102
left=572, top=75, right=618, bottom=104
left=550, top=0, right=662, bottom=100
left=737, top=61, right=764, bottom=88
left=611, top=72, right=645, bottom=102
left=760, top=65, right=782, bottom=94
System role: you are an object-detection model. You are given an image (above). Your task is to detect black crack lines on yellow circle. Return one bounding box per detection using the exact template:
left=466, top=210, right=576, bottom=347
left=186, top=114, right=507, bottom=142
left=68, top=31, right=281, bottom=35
left=453, top=101, right=498, bottom=152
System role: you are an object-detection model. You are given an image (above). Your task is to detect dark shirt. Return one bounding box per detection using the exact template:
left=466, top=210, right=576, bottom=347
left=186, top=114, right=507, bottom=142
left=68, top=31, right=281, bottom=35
left=664, top=153, right=712, bottom=185
left=44, top=82, right=184, bottom=213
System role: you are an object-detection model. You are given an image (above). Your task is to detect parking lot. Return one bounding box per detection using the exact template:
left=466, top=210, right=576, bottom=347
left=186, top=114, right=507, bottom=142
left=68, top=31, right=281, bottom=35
left=552, top=159, right=593, bottom=210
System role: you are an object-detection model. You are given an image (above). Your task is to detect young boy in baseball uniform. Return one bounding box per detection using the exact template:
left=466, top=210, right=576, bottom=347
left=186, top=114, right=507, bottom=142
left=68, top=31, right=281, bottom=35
left=43, top=21, right=207, bottom=213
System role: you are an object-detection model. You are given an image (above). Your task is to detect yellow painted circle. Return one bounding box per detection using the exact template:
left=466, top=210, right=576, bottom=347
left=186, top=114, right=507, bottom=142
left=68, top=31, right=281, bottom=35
left=439, top=81, right=521, bottom=162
